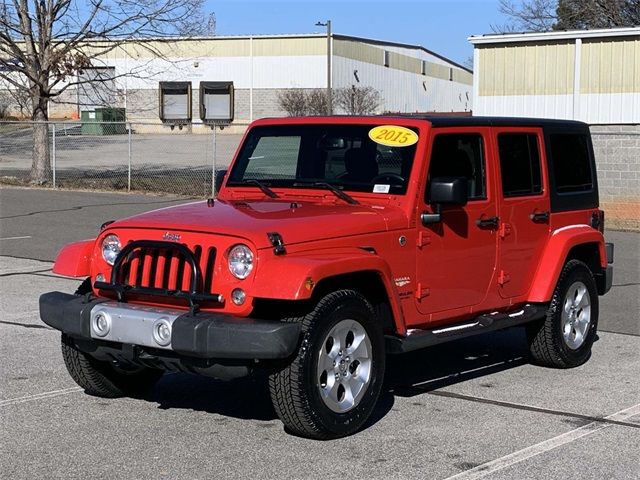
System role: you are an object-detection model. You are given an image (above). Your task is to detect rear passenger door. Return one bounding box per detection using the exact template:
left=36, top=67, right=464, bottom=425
left=494, top=128, right=551, bottom=298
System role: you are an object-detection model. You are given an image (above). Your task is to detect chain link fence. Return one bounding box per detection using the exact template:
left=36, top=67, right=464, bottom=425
left=0, top=121, right=243, bottom=197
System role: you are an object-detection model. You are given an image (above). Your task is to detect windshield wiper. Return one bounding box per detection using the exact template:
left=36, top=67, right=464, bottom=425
left=240, top=179, right=279, bottom=198
left=294, top=181, right=358, bottom=205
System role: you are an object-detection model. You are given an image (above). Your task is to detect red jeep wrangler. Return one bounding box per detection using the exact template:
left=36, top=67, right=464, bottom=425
left=41, top=116, right=614, bottom=439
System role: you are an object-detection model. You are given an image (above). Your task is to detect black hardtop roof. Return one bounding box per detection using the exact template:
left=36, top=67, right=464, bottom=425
left=255, top=115, right=590, bottom=130
left=392, top=115, right=589, bottom=129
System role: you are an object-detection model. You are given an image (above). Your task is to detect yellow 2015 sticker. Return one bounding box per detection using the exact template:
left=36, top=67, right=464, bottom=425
left=369, top=125, right=418, bottom=147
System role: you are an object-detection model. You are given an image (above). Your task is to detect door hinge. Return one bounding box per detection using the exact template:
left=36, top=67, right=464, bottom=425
left=498, top=270, right=511, bottom=286
left=499, top=222, right=511, bottom=239
left=417, top=231, right=431, bottom=249
left=415, top=283, right=430, bottom=300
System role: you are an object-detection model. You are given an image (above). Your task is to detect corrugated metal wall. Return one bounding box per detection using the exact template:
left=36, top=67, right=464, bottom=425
left=332, top=38, right=472, bottom=113
left=478, top=42, right=574, bottom=96
left=473, top=32, right=640, bottom=123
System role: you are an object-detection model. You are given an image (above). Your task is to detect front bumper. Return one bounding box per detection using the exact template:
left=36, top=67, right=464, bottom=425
left=39, top=292, right=301, bottom=360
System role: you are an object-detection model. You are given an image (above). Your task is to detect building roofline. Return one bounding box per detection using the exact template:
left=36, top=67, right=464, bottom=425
left=332, top=34, right=472, bottom=73
left=79, top=32, right=472, bottom=73
left=468, top=26, right=640, bottom=45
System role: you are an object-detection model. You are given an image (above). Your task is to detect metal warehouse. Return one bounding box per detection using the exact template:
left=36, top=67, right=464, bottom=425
left=44, top=33, right=473, bottom=126
left=469, top=27, right=640, bottom=229
left=469, top=27, right=640, bottom=124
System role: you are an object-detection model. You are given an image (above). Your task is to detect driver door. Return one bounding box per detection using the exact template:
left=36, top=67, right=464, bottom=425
left=415, top=128, right=498, bottom=318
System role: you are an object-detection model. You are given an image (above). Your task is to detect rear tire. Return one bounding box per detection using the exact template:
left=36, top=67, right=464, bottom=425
left=269, top=290, right=385, bottom=439
left=527, top=260, right=598, bottom=368
left=61, top=334, right=163, bottom=398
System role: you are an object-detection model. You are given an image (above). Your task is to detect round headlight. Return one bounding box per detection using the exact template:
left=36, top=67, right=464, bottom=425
left=228, top=244, right=254, bottom=279
left=101, top=234, right=121, bottom=266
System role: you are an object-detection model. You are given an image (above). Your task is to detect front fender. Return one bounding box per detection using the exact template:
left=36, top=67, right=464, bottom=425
left=52, top=239, right=95, bottom=277
left=251, top=248, right=406, bottom=333
left=527, top=225, right=606, bottom=302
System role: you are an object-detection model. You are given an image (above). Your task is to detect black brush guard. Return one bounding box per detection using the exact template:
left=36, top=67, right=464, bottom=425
left=94, top=240, right=223, bottom=312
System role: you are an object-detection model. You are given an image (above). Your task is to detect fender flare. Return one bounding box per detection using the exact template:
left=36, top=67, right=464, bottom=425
left=251, top=249, right=407, bottom=334
left=52, top=239, right=95, bottom=277
left=527, top=225, right=606, bottom=302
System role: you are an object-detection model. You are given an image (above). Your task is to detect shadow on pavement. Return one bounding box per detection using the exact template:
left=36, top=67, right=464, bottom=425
left=386, top=327, right=531, bottom=397
left=144, top=327, right=537, bottom=433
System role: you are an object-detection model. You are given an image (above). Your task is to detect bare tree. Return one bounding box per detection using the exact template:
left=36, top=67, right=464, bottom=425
left=494, top=0, right=640, bottom=33
left=0, top=0, right=215, bottom=184
left=493, top=0, right=558, bottom=32
left=306, top=90, right=329, bottom=115
left=277, top=89, right=309, bottom=117
left=555, top=0, right=640, bottom=29
left=334, top=86, right=381, bottom=115
left=0, top=93, right=9, bottom=118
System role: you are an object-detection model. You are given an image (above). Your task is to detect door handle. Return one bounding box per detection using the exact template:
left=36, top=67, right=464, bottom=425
left=529, top=210, right=550, bottom=222
left=476, top=216, right=499, bottom=228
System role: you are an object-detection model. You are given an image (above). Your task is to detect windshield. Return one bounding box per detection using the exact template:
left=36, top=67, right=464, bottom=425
left=227, top=124, right=419, bottom=195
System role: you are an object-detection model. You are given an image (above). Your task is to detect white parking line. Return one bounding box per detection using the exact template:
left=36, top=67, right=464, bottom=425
left=0, top=236, right=32, bottom=240
left=443, top=402, right=640, bottom=480
left=0, top=387, right=82, bottom=407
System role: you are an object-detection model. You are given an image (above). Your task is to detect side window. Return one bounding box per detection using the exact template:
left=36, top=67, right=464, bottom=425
left=498, top=133, right=542, bottom=197
left=427, top=133, right=486, bottom=201
left=549, top=134, right=594, bottom=193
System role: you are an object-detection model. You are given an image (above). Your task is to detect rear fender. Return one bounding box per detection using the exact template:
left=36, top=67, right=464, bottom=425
left=251, top=249, right=406, bottom=334
left=527, top=225, right=606, bottom=302
left=52, top=240, right=95, bottom=277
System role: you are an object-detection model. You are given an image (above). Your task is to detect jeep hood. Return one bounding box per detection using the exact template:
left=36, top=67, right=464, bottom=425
left=111, top=199, right=408, bottom=249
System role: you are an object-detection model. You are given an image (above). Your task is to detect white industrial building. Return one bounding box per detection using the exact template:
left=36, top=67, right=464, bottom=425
left=44, top=33, right=473, bottom=125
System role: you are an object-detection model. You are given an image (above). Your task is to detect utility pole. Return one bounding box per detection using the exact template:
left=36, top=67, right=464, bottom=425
left=316, top=20, right=332, bottom=115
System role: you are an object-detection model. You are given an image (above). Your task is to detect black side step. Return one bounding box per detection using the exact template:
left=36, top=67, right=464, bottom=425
left=385, top=304, right=547, bottom=354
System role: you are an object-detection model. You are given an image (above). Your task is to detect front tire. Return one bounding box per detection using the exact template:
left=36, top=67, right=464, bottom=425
left=269, top=290, right=385, bottom=439
left=61, top=334, right=163, bottom=398
left=527, top=260, right=598, bottom=368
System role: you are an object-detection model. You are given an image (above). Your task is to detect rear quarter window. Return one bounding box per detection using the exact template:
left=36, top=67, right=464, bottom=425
left=549, top=134, right=594, bottom=193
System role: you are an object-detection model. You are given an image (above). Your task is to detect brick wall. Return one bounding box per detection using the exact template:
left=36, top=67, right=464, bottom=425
left=591, top=125, right=640, bottom=230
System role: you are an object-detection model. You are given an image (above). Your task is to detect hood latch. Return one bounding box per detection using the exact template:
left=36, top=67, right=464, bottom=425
left=267, top=232, right=286, bottom=256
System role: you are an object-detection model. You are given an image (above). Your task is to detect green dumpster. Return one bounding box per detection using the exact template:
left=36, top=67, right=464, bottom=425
left=81, top=108, right=126, bottom=135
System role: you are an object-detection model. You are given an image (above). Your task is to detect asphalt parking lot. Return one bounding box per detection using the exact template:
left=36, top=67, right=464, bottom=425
left=1, top=187, right=639, bottom=479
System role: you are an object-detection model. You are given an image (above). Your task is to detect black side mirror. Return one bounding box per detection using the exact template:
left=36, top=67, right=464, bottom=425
left=214, top=169, right=227, bottom=195
left=428, top=176, right=468, bottom=205
left=422, top=176, right=468, bottom=225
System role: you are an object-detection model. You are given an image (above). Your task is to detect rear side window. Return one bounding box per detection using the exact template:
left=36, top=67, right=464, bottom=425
left=498, top=133, right=542, bottom=197
left=549, top=134, right=593, bottom=193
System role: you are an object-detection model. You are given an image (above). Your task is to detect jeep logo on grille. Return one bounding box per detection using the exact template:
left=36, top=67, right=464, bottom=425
left=162, top=232, right=181, bottom=242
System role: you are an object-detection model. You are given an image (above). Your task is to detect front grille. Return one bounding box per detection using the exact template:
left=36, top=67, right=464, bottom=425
left=118, top=244, right=217, bottom=294
left=95, top=240, right=223, bottom=307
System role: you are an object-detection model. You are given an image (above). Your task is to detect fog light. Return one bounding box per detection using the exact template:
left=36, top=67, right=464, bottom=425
left=96, top=273, right=105, bottom=282
left=92, top=311, right=111, bottom=337
left=231, top=288, right=246, bottom=306
left=152, top=318, right=172, bottom=346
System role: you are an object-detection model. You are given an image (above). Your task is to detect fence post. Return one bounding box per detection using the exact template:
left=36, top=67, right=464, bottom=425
left=127, top=122, right=132, bottom=192
left=211, top=125, right=217, bottom=197
left=52, top=122, right=56, bottom=189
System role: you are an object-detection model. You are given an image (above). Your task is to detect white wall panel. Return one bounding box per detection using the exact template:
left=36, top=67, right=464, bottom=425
left=474, top=95, right=574, bottom=119
left=580, top=93, right=640, bottom=124
left=474, top=92, right=640, bottom=123
left=108, top=56, right=326, bottom=90
left=333, top=57, right=472, bottom=113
